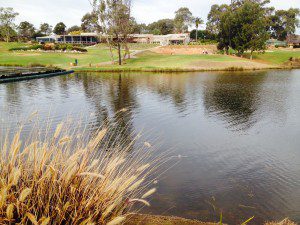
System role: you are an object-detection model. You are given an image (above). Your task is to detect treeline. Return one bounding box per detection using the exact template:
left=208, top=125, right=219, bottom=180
left=0, top=6, right=197, bottom=42
left=206, top=0, right=299, bottom=56
left=0, top=8, right=101, bottom=42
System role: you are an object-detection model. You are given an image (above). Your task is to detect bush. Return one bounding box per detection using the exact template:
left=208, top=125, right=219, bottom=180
left=9, top=44, right=87, bottom=53
left=9, top=44, right=43, bottom=51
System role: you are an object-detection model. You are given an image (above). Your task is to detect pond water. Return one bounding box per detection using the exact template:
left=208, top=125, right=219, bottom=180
left=0, top=70, right=300, bottom=224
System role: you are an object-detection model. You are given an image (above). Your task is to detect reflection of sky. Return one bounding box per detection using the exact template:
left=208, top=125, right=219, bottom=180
left=1, top=0, right=299, bottom=34
left=0, top=70, right=300, bottom=223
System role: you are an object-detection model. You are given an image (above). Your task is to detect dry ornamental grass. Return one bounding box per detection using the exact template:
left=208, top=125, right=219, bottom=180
left=0, top=117, right=160, bottom=225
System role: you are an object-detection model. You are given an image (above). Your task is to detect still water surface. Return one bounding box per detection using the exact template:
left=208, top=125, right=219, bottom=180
left=0, top=70, right=300, bottom=224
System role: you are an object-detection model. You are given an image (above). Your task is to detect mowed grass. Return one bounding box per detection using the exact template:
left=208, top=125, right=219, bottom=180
left=246, top=49, right=300, bottom=65
left=100, top=51, right=241, bottom=69
left=0, top=42, right=112, bottom=68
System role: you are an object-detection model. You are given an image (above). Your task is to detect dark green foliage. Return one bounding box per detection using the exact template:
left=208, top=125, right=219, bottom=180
left=209, top=0, right=270, bottom=57
left=39, top=23, right=52, bottom=36
left=81, top=12, right=101, bottom=33
left=67, top=25, right=81, bottom=34
left=17, top=21, right=35, bottom=41
left=9, top=44, right=43, bottom=51
left=190, top=30, right=217, bottom=41
left=147, top=19, right=175, bottom=35
left=9, top=44, right=87, bottom=52
left=269, top=8, right=300, bottom=41
left=53, top=22, right=66, bottom=35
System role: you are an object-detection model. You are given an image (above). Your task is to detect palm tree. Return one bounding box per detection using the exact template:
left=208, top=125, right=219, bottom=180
left=195, top=17, right=204, bottom=42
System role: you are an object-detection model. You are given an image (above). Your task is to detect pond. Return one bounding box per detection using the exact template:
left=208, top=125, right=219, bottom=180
left=0, top=70, right=300, bottom=224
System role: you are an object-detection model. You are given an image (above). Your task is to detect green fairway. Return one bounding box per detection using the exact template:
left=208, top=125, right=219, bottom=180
left=0, top=42, right=112, bottom=68
left=247, top=49, right=300, bottom=65
left=99, top=51, right=241, bottom=69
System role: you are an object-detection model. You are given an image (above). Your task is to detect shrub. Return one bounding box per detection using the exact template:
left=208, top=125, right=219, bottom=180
left=0, top=117, right=158, bottom=224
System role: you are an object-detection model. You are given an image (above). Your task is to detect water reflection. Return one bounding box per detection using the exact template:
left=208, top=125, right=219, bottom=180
left=0, top=70, right=300, bottom=224
left=203, top=72, right=267, bottom=131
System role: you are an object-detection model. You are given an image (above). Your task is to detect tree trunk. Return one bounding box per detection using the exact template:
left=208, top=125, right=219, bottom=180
left=117, top=42, right=122, bottom=65
left=196, top=28, right=198, bottom=42
left=225, top=46, right=229, bottom=55
left=105, top=36, right=115, bottom=64
left=250, top=50, right=253, bottom=60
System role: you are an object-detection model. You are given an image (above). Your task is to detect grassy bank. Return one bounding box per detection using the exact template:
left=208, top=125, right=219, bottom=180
left=1, top=42, right=300, bottom=72
left=247, top=49, right=300, bottom=65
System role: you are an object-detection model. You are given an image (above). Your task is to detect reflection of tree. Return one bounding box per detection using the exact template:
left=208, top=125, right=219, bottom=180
left=203, top=72, right=267, bottom=131
left=4, top=82, right=21, bottom=106
left=144, top=74, right=190, bottom=113
left=80, top=73, right=138, bottom=149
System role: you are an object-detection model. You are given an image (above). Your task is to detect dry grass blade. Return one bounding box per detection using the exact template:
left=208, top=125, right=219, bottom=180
left=142, top=188, right=157, bottom=199
left=107, top=216, right=126, bottom=225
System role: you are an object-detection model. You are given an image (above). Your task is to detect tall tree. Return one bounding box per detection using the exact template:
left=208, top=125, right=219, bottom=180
left=93, top=0, right=132, bottom=65
left=0, top=7, right=19, bottom=42
left=174, top=7, right=194, bottom=33
left=194, top=17, right=204, bottom=42
left=81, top=12, right=102, bottom=33
left=206, top=4, right=230, bottom=35
left=53, top=22, right=66, bottom=35
left=218, top=0, right=269, bottom=58
left=40, top=23, right=52, bottom=36
left=17, top=21, right=35, bottom=41
left=269, top=8, right=300, bottom=40
left=233, top=0, right=269, bottom=58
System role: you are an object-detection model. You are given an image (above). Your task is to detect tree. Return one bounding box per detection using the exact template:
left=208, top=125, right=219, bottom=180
left=40, top=23, right=52, bottom=36
left=81, top=12, right=102, bottom=33
left=217, top=0, right=269, bottom=58
left=174, top=7, right=194, bottom=33
left=53, top=22, right=66, bottom=35
left=18, top=21, right=35, bottom=41
left=233, top=0, right=269, bottom=58
left=269, top=8, right=300, bottom=40
left=0, top=7, right=19, bottom=42
left=147, top=19, right=175, bottom=35
left=93, top=0, right=132, bottom=65
left=206, top=4, right=230, bottom=35
left=67, top=25, right=81, bottom=34
left=194, top=17, right=204, bottom=42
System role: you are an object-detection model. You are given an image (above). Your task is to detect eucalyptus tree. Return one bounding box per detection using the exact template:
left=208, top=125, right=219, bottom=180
left=269, top=8, right=300, bottom=40
left=81, top=12, right=102, bottom=32
left=92, top=0, right=133, bottom=65
left=0, top=7, right=19, bottom=42
left=40, top=23, right=53, bottom=36
left=53, top=22, right=66, bottom=35
left=174, top=7, right=194, bottom=33
left=18, top=21, right=35, bottom=41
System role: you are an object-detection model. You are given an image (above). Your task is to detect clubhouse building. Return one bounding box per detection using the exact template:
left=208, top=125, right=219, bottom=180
left=37, top=32, right=191, bottom=46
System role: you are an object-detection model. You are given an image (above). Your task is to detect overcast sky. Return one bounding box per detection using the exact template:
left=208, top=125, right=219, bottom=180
left=1, top=0, right=299, bottom=33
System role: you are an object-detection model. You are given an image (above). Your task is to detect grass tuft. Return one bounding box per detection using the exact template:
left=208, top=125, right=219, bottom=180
left=0, top=118, right=158, bottom=224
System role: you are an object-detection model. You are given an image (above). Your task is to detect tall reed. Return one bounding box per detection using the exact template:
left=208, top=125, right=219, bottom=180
left=0, top=118, right=158, bottom=225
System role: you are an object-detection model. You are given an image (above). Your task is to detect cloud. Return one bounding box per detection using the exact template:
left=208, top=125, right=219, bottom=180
left=0, top=0, right=299, bottom=33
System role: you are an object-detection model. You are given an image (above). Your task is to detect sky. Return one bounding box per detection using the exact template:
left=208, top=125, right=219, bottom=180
left=0, top=0, right=299, bottom=33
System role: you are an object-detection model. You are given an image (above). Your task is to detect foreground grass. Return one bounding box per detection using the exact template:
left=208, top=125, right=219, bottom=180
left=0, top=116, right=158, bottom=224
